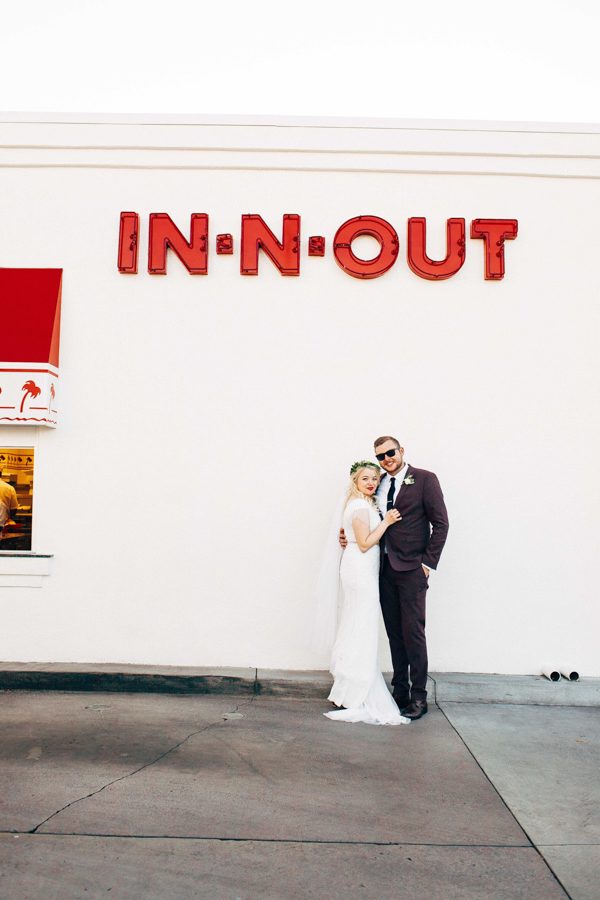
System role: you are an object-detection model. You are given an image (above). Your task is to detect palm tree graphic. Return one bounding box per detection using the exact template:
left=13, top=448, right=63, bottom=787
left=20, top=380, right=42, bottom=413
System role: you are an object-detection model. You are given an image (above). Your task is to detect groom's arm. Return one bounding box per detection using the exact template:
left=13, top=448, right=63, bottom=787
left=422, top=473, right=449, bottom=570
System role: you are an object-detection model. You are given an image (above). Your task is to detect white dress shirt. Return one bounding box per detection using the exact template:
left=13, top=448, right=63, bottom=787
left=376, top=464, right=409, bottom=511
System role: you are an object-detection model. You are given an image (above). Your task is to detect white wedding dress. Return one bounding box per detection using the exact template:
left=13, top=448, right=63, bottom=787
left=325, top=497, right=410, bottom=726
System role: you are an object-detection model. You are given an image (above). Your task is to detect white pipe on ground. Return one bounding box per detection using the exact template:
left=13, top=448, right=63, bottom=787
left=541, top=668, right=561, bottom=681
left=560, top=668, right=580, bottom=681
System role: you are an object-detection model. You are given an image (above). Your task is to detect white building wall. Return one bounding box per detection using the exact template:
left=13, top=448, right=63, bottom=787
left=1, top=115, right=599, bottom=675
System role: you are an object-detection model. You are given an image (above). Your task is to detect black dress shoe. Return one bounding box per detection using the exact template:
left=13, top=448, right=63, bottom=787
left=402, top=700, right=428, bottom=720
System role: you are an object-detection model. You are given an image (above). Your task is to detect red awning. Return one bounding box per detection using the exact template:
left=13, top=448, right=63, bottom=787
left=0, top=268, right=62, bottom=365
left=0, top=268, right=63, bottom=427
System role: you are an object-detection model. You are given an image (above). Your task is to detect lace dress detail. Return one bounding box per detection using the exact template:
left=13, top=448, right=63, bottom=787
left=325, top=497, right=409, bottom=726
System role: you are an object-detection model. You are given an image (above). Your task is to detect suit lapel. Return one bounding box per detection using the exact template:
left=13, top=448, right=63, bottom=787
left=394, top=464, right=412, bottom=508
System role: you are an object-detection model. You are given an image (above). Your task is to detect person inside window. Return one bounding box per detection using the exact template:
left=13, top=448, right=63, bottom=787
left=0, top=474, right=19, bottom=533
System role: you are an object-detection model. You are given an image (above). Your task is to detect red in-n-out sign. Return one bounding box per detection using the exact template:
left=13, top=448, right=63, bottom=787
left=117, top=213, right=518, bottom=280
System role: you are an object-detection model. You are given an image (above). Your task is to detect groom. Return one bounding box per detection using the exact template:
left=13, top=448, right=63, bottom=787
left=373, top=436, right=449, bottom=720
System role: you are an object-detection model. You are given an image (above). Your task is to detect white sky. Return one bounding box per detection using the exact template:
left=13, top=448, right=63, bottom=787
left=1, top=0, right=599, bottom=123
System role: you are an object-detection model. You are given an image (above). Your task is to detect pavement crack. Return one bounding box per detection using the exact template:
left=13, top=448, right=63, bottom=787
left=4, top=830, right=535, bottom=848
left=27, top=697, right=256, bottom=836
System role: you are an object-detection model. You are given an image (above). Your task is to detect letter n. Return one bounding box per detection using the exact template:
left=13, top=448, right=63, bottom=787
left=240, top=215, right=300, bottom=275
left=148, top=213, right=208, bottom=275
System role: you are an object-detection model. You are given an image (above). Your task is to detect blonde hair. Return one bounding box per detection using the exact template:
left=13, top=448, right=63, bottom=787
left=346, top=464, right=380, bottom=509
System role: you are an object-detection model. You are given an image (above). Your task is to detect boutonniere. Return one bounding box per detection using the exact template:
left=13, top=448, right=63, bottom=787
left=403, top=475, right=415, bottom=485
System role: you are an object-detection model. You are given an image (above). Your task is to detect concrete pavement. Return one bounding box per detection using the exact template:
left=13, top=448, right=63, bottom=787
left=0, top=690, right=598, bottom=898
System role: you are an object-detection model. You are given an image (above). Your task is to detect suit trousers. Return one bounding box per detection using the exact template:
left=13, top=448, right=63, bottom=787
left=379, top=557, right=429, bottom=701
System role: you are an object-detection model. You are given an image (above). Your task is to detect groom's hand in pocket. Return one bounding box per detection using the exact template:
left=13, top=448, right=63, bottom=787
left=339, top=528, right=348, bottom=549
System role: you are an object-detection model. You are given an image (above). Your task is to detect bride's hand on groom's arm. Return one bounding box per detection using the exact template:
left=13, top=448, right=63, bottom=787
left=353, top=509, right=402, bottom=553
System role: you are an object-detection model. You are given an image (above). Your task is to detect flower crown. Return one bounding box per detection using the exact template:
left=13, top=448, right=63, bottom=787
left=349, top=460, right=380, bottom=475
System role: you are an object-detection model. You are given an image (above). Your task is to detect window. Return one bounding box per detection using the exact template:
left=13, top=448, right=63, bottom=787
left=0, top=447, right=34, bottom=551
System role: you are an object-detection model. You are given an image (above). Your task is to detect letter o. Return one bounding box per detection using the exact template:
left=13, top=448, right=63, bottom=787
left=333, top=216, right=399, bottom=279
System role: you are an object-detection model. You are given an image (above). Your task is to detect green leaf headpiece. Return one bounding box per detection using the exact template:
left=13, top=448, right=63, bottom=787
left=349, top=460, right=380, bottom=475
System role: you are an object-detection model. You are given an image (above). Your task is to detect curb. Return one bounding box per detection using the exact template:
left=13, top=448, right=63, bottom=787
left=0, top=665, right=331, bottom=698
left=0, top=664, right=598, bottom=705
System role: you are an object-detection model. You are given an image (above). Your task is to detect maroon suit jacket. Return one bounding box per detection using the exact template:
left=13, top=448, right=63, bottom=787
left=382, top=465, right=449, bottom=572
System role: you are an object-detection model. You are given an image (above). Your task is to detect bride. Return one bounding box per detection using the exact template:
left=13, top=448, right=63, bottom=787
left=324, top=461, right=410, bottom=726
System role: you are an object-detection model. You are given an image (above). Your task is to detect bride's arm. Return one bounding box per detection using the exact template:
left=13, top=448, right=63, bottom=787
left=352, top=508, right=401, bottom=553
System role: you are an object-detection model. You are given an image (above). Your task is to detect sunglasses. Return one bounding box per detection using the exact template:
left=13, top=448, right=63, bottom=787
left=375, top=449, right=399, bottom=461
